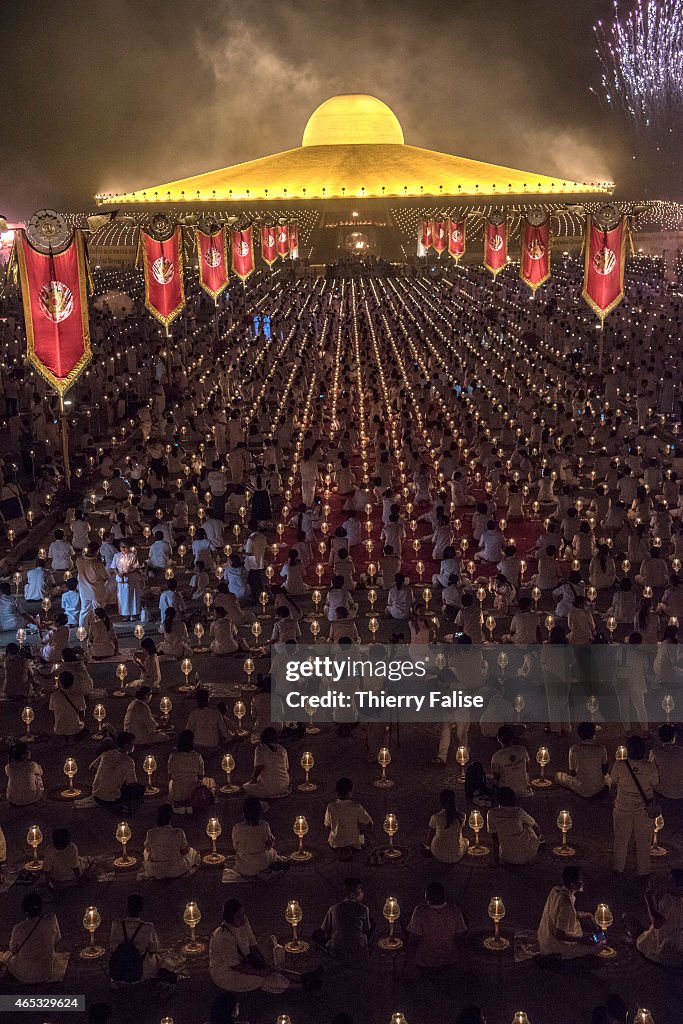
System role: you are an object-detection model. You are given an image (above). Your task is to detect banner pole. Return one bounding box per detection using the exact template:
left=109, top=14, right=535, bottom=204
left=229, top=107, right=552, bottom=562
left=597, top=318, right=605, bottom=373
left=59, top=393, right=71, bottom=491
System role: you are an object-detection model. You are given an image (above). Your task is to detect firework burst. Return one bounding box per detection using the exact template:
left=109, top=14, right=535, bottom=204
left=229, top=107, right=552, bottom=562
left=592, top=0, right=683, bottom=131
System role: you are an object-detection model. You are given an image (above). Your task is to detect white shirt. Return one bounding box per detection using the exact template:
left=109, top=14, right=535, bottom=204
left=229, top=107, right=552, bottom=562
left=324, top=799, right=372, bottom=849
left=48, top=540, right=74, bottom=571
left=91, top=749, right=137, bottom=802
left=537, top=886, right=582, bottom=955
left=567, top=741, right=608, bottom=797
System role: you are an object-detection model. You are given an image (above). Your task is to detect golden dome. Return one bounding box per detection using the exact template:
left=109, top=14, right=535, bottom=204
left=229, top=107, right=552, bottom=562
left=302, top=94, right=404, bottom=147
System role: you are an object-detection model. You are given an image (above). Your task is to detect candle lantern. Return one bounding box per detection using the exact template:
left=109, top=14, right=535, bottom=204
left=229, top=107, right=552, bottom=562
left=291, top=816, right=312, bottom=861
left=21, top=705, right=35, bottom=737
left=113, top=662, right=128, bottom=698
left=594, top=902, right=616, bottom=957
left=378, top=897, right=402, bottom=950
left=221, top=752, right=238, bottom=793
left=284, top=900, right=309, bottom=953
left=182, top=901, right=205, bottom=954
left=468, top=809, right=489, bottom=857
left=375, top=747, right=393, bottom=788
left=81, top=906, right=105, bottom=959
left=484, top=896, right=509, bottom=951
left=532, top=747, right=552, bottom=788
left=143, top=755, right=159, bottom=796
left=233, top=700, right=248, bottom=737
left=114, top=821, right=136, bottom=868
left=204, top=817, right=225, bottom=864
left=651, top=814, right=667, bottom=857
left=61, top=757, right=81, bottom=798
left=383, top=813, right=401, bottom=859
left=456, top=745, right=469, bottom=784
left=25, top=825, right=44, bottom=870
left=299, top=751, right=316, bottom=791
left=554, top=810, right=575, bottom=856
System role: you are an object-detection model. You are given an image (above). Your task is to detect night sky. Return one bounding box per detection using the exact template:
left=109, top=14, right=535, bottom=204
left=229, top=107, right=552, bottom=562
left=1, top=0, right=675, bottom=220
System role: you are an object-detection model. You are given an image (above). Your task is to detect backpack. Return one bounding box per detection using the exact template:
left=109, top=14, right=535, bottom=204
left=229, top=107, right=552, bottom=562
left=109, top=922, right=145, bottom=983
left=190, top=781, right=215, bottom=812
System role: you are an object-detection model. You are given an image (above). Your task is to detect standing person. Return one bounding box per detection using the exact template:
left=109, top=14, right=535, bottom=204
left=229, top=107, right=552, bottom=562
left=111, top=541, right=143, bottom=621
left=76, top=542, right=108, bottom=628
left=49, top=671, right=86, bottom=742
left=243, top=525, right=268, bottom=602
left=611, top=735, right=659, bottom=877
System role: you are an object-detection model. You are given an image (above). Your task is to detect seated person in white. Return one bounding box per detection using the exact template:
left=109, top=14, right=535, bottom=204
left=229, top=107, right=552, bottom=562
left=141, top=803, right=200, bottom=878
left=556, top=721, right=608, bottom=798
left=185, top=689, right=231, bottom=747
left=490, top=726, right=531, bottom=798
left=487, top=788, right=541, bottom=866
left=242, top=728, right=290, bottom=799
left=167, top=729, right=205, bottom=808
left=43, top=827, right=93, bottom=886
left=626, top=868, right=683, bottom=966
left=5, top=892, right=61, bottom=983
left=423, top=788, right=468, bottom=863
left=324, top=777, right=373, bottom=860
left=5, top=741, right=44, bottom=806
left=537, top=866, right=604, bottom=958
left=123, top=687, right=169, bottom=745
left=209, top=899, right=290, bottom=995
left=232, top=797, right=289, bottom=877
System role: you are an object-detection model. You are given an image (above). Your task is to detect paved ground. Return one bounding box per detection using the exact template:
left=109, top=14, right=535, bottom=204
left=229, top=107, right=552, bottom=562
left=1, top=587, right=681, bottom=1024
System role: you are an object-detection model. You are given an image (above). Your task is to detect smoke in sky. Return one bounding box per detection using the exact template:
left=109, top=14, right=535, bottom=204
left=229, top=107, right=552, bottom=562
left=0, top=0, right=674, bottom=220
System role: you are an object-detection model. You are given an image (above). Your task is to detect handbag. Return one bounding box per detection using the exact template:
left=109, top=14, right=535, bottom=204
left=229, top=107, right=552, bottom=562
left=624, top=759, right=662, bottom=819
left=190, top=777, right=216, bottom=812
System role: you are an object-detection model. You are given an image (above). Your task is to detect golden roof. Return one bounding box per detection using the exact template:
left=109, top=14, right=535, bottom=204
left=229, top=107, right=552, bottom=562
left=96, top=93, right=612, bottom=205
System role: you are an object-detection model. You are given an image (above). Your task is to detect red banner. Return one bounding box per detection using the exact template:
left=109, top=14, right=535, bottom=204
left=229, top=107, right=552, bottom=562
left=483, top=218, right=508, bottom=279
left=432, top=219, right=447, bottom=255
left=196, top=227, right=228, bottom=300
left=139, top=227, right=185, bottom=329
left=520, top=218, right=551, bottom=293
left=276, top=224, right=290, bottom=259
left=582, top=215, right=629, bottom=321
left=261, top=225, right=277, bottom=267
left=447, top=218, right=466, bottom=260
left=288, top=223, right=299, bottom=259
left=231, top=226, right=255, bottom=282
left=14, top=230, right=91, bottom=395
left=420, top=219, right=433, bottom=250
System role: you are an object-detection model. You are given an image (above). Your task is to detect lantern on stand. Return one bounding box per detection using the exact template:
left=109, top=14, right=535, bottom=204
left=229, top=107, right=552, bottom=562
left=284, top=900, right=309, bottom=953
left=378, top=897, right=402, bottom=950
left=375, top=747, right=393, bottom=788
left=81, top=906, right=105, bottom=959
left=298, top=751, right=316, bottom=791
left=484, top=896, right=509, bottom=951
left=221, top=753, right=238, bottom=793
